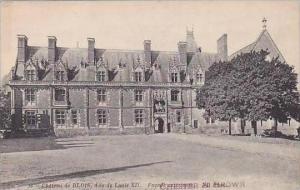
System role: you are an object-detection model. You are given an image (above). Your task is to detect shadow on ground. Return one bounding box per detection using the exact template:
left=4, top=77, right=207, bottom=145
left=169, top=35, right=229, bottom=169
left=0, top=161, right=172, bottom=189
left=0, top=137, right=94, bottom=153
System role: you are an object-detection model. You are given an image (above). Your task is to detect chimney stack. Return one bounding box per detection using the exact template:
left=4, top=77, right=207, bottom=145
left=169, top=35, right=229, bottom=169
left=48, top=36, right=57, bottom=64
left=17, top=35, right=28, bottom=64
left=87, top=38, right=95, bottom=64
left=144, top=40, right=151, bottom=64
left=178, top=41, right=187, bottom=65
left=217, top=34, right=228, bottom=61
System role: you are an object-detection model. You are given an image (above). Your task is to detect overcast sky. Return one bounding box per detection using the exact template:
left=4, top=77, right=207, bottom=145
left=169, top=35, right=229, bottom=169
left=0, top=1, right=299, bottom=83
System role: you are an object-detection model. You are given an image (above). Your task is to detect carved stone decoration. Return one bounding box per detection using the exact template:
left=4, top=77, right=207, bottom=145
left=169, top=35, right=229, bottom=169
left=96, top=56, right=108, bottom=69
left=153, top=90, right=166, bottom=113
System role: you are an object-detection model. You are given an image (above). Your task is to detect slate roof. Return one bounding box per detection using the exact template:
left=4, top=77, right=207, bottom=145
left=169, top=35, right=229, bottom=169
left=21, top=42, right=220, bottom=83
left=229, top=29, right=286, bottom=62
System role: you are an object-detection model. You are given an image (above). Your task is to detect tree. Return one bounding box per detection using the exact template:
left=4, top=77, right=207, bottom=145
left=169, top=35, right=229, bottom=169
left=197, top=50, right=299, bottom=136
left=0, top=89, right=11, bottom=129
left=197, top=61, right=238, bottom=135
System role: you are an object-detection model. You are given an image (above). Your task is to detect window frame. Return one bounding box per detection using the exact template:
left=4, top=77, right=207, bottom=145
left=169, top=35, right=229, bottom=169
left=176, top=110, right=182, bottom=123
left=55, top=110, right=66, bottom=126
left=25, top=88, right=36, bottom=102
left=71, top=110, right=78, bottom=125
left=97, top=89, right=106, bottom=103
left=55, top=70, right=65, bottom=81
left=196, top=72, right=203, bottom=83
left=25, top=70, right=36, bottom=81
left=135, top=109, right=144, bottom=125
left=135, top=89, right=143, bottom=102
left=171, top=72, right=178, bottom=83
left=97, top=109, right=107, bottom=125
left=171, top=90, right=179, bottom=102
left=54, top=88, right=66, bottom=102
left=134, top=71, right=142, bottom=82
left=96, top=70, right=106, bottom=82
left=25, top=110, right=37, bottom=126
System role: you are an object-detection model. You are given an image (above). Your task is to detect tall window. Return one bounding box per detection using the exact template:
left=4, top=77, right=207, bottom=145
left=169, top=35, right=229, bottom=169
left=97, top=109, right=107, bottom=125
left=97, top=89, right=106, bottom=102
left=56, top=71, right=65, bottom=81
left=196, top=73, right=203, bottom=83
left=135, top=109, right=144, bottom=125
left=55, top=110, right=66, bottom=125
left=135, top=90, right=143, bottom=102
left=96, top=71, right=106, bottom=82
left=71, top=110, right=78, bottom=125
left=25, top=111, right=36, bottom=126
left=171, top=72, right=178, bottom=83
left=176, top=110, right=182, bottom=123
left=25, top=89, right=36, bottom=102
left=134, top=71, right=142, bottom=82
left=171, top=90, right=179, bottom=101
left=25, top=70, right=35, bottom=81
left=55, top=88, right=66, bottom=101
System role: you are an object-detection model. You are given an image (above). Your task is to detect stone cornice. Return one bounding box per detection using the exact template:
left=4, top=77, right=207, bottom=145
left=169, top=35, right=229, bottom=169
left=9, top=80, right=201, bottom=89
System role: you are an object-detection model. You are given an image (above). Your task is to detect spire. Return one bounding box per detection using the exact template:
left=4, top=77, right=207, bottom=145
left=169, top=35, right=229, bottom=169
left=262, top=17, right=267, bottom=30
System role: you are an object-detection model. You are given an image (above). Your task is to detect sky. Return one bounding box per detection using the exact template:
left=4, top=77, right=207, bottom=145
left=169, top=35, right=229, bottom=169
left=0, top=1, right=299, bottom=84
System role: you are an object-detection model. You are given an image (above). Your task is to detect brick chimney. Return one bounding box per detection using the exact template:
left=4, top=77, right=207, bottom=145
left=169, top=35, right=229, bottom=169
left=217, top=34, right=228, bottom=61
left=17, top=35, right=28, bottom=64
left=88, top=38, right=95, bottom=64
left=48, top=36, right=57, bottom=64
left=144, top=40, right=151, bottom=64
left=178, top=41, right=187, bottom=65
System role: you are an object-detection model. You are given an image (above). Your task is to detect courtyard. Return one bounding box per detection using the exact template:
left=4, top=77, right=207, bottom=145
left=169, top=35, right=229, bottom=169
left=0, top=134, right=299, bottom=190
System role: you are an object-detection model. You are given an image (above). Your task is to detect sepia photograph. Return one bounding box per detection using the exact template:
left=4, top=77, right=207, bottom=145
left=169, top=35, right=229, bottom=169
left=0, top=1, right=299, bottom=190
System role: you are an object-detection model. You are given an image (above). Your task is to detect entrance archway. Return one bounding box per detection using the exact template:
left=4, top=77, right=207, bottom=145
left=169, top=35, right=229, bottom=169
left=155, top=117, right=164, bottom=133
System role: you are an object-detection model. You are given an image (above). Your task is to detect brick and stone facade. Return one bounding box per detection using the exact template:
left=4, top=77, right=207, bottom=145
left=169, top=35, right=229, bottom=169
left=10, top=30, right=227, bottom=136
left=9, top=28, right=296, bottom=137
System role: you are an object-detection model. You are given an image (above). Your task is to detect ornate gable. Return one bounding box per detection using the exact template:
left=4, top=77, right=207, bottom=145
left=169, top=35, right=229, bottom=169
left=24, top=58, right=38, bottom=70
left=96, top=56, right=108, bottom=70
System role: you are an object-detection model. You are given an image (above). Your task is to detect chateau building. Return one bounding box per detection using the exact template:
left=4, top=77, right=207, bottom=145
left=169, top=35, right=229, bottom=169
left=9, top=29, right=227, bottom=136
left=9, top=24, right=293, bottom=136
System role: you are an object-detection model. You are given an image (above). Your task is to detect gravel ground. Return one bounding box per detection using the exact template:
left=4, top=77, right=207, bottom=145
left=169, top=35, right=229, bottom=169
left=0, top=134, right=299, bottom=190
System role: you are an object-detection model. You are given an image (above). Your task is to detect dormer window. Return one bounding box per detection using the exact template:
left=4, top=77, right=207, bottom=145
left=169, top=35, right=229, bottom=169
left=196, top=73, right=203, bottom=83
left=56, top=71, right=65, bottom=81
left=25, top=70, right=35, bottom=81
left=171, top=72, right=178, bottom=83
left=96, top=70, right=106, bottom=82
left=135, top=71, right=142, bottom=82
